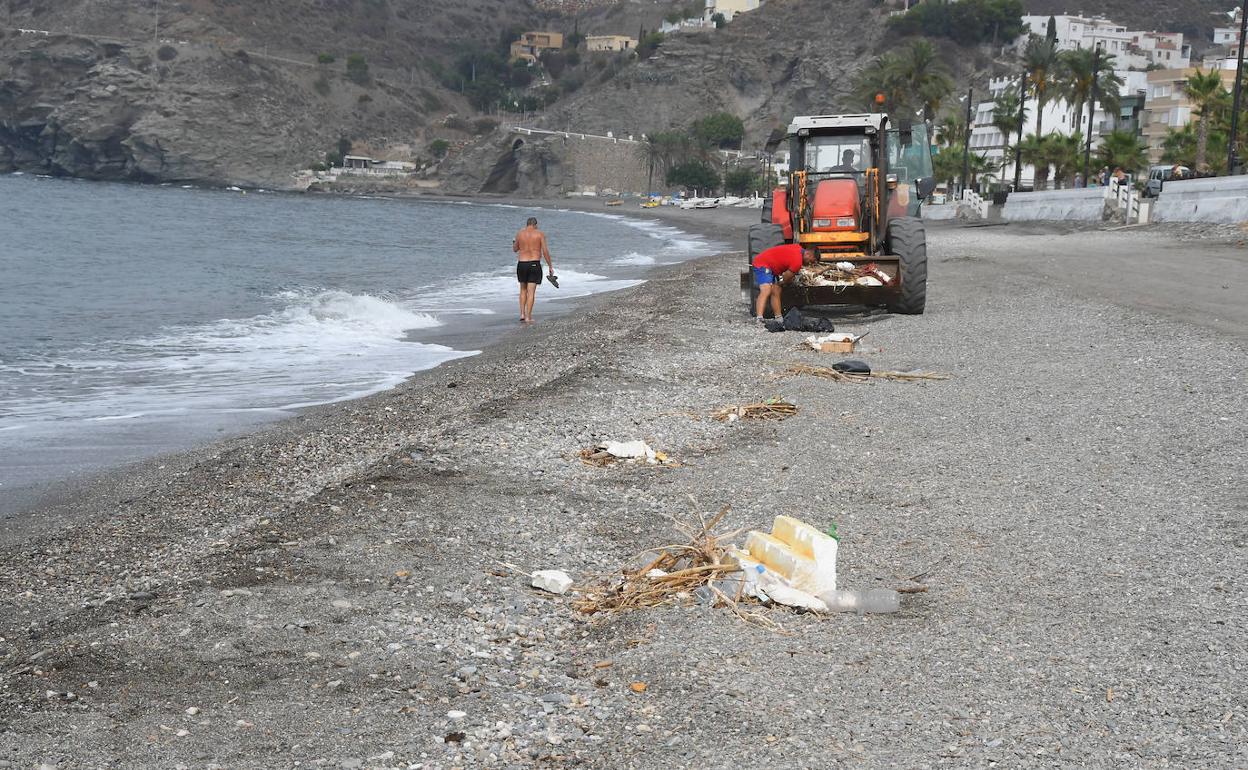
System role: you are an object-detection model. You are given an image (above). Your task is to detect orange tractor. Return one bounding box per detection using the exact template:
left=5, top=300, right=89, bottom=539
left=743, top=113, right=936, bottom=315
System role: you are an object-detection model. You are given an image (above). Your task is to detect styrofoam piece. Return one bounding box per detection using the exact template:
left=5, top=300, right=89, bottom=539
left=530, top=569, right=573, bottom=594
left=602, top=440, right=656, bottom=462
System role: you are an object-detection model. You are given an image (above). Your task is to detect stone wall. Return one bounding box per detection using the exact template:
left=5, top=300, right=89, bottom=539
left=440, top=128, right=652, bottom=197
left=1152, top=176, right=1248, bottom=223
left=1001, top=187, right=1108, bottom=222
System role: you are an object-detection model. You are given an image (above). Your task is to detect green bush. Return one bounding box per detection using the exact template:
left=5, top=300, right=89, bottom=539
left=157, top=45, right=178, bottom=61
left=473, top=118, right=499, bottom=135
left=317, top=53, right=336, bottom=64
left=346, top=53, right=370, bottom=85
left=724, top=168, right=761, bottom=196
left=429, top=139, right=451, bottom=158
left=692, top=112, right=744, bottom=149
left=666, top=161, right=719, bottom=192
left=887, top=0, right=1024, bottom=45
left=313, top=74, right=331, bottom=96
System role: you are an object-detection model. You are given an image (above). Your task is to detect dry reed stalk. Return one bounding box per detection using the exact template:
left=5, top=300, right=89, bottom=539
left=711, top=399, right=798, bottom=422
left=572, top=506, right=781, bottom=629
left=783, top=363, right=949, bottom=383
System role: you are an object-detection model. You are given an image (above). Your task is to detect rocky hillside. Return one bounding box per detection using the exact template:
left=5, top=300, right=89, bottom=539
left=539, top=0, right=990, bottom=147
left=0, top=0, right=1216, bottom=187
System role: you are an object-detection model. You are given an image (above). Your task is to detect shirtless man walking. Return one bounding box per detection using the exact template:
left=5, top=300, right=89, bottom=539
left=513, top=217, right=554, bottom=323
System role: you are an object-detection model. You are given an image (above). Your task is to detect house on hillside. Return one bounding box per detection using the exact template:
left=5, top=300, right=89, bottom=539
left=586, top=34, right=637, bottom=52
left=1020, top=15, right=1190, bottom=70
left=340, top=155, right=415, bottom=176
left=1141, top=64, right=1239, bottom=163
left=510, top=31, right=564, bottom=64
left=704, top=0, right=763, bottom=24
left=1213, top=7, right=1242, bottom=48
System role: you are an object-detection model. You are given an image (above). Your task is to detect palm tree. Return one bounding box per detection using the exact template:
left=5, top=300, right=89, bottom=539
left=1097, top=129, right=1150, bottom=174
left=854, top=40, right=952, bottom=120
left=1022, top=35, right=1061, bottom=139
left=1183, top=68, right=1228, bottom=169
left=1058, top=48, right=1124, bottom=134
left=1043, top=133, right=1083, bottom=188
left=1016, top=133, right=1048, bottom=189
left=990, top=86, right=1026, bottom=171
left=936, top=112, right=968, bottom=148
left=890, top=40, right=954, bottom=122
left=967, top=151, right=998, bottom=189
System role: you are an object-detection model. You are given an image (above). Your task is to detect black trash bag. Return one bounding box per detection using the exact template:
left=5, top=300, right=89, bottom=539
left=778, top=308, right=836, bottom=333
left=832, top=359, right=871, bottom=374
left=765, top=319, right=786, bottom=333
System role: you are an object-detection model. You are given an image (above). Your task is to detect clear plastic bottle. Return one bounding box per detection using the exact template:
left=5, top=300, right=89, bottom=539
left=818, top=588, right=900, bottom=614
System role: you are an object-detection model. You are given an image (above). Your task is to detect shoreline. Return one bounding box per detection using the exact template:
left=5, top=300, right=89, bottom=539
left=0, top=199, right=753, bottom=540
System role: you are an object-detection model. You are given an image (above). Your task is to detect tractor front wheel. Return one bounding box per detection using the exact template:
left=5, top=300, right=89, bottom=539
left=886, top=217, right=927, bottom=315
left=746, top=223, right=785, bottom=317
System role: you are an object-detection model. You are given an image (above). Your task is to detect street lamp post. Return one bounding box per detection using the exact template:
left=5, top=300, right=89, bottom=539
left=1013, top=73, right=1027, bottom=191
left=1227, top=0, right=1248, bottom=175
left=1083, top=46, right=1100, bottom=186
left=961, top=87, right=974, bottom=198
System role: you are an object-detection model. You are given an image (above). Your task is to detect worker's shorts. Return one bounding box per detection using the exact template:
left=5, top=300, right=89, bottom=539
left=517, top=260, right=543, bottom=285
left=752, top=266, right=776, bottom=285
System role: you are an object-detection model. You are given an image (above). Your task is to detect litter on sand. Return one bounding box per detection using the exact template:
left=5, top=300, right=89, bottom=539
left=579, top=440, right=676, bottom=467
left=711, top=398, right=798, bottom=422
left=531, top=569, right=574, bottom=595
left=804, top=332, right=868, bottom=353
left=783, top=362, right=949, bottom=383
left=573, top=509, right=902, bottom=624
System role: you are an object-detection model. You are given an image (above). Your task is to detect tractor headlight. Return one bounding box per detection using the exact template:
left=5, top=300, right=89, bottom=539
left=813, top=218, right=831, bottom=227
left=836, top=217, right=856, bottom=227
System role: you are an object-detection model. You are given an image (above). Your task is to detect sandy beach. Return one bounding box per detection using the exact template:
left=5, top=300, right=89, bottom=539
left=1, top=204, right=1246, bottom=768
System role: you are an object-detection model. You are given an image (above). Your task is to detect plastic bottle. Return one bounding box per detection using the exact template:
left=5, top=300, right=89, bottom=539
left=817, top=588, right=901, bottom=614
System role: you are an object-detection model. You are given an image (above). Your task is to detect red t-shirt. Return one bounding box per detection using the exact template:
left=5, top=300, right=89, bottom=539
left=752, top=243, right=803, bottom=275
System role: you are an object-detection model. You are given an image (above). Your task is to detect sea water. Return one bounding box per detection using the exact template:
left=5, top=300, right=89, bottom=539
left=0, top=174, right=719, bottom=514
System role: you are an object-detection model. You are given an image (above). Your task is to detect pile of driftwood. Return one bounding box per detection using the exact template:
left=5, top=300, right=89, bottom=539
left=572, top=507, right=776, bottom=626
left=784, top=363, right=949, bottom=384
left=711, top=398, right=797, bottom=422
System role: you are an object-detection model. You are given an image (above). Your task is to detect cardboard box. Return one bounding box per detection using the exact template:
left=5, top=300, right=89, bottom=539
left=817, top=339, right=857, bottom=353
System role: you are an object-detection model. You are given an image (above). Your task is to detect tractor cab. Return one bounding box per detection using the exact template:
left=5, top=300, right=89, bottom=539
left=746, top=112, right=935, bottom=315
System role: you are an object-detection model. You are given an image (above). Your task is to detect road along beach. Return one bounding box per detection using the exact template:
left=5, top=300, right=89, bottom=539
left=1, top=211, right=1245, bottom=767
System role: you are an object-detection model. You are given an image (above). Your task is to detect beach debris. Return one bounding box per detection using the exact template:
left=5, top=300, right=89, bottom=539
left=579, top=440, right=675, bottom=467
left=784, top=362, right=949, bottom=383
left=804, top=332, right=867, bottom=353
left=726, top=516, right=840, bottom=612
left=530, top=570, right=574, bottom=595
left=711, top=398, right=797, bottom=422
left=629, top=682, right=648, bottom=693
left=572, top=506, right=753, bottom=617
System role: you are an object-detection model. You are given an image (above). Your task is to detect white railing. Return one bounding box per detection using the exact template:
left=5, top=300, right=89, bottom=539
left=1105, top=177, right=1141, bottom=223
left=961, top=188, right=989, bottom=218
left=504, top=126, right=642, bottom=145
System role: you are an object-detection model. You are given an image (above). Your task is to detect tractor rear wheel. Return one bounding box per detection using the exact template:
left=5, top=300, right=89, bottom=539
left=746, top=223, right=785, bottom=316
left=885, top=217, right=927, bottom=315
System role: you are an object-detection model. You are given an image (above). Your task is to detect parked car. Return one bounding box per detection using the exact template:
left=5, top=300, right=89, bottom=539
left=1143, top=164, right=1191, bottom=198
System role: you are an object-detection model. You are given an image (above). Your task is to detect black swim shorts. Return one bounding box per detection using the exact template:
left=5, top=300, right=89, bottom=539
left=517, top=260, right=543, bottom=285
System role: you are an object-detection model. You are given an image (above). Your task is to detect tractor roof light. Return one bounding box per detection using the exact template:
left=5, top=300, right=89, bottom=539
left=886, top=173, right=899, bottom=189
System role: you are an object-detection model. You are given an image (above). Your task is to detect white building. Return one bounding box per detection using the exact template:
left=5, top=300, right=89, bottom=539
left=704, top=0, right=763, bottom=24
left=1214, top=7, right=1242, bottom=48
left=967, top=71, right=1146, bottom=188
left=1020, top=15, right=1190, bottom=70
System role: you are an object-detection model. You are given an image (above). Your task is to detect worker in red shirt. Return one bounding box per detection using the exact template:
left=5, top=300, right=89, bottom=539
left=752, top=243, right=817, bottom=320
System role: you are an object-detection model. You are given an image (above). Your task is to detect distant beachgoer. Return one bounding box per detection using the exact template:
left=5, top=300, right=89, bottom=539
left=752, top=243, right=818, bottom=320
left=1099, top=166, right=1111, bottom=186
left=513, top=217, right=554, bottom=323
left=1112, top=167, right=1126, bottom=185
left=1074, top=172, right=1084, bottom=188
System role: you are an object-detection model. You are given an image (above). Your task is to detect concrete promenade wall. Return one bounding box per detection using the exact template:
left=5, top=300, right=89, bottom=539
left=1002, top=187, right=1106, bottom=222
left=508, top=127, right=650, bottom=195
left=1153, top=176, right=1248, bottom=224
